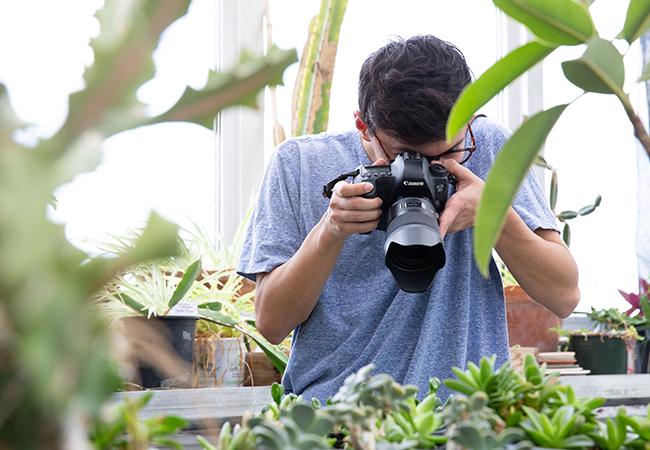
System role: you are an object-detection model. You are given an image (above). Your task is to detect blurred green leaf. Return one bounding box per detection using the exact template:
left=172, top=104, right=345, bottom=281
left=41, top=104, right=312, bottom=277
left=563, top=222, right=571, bottom=246
left=493, top=0, right=595, bottom=45
left=168, top=259, right=202, bottom=309
left=558, top=210, right=579, bottom=220
left=199, top=307, right=240, bottom=327
left=117, top=293, right=147, bottom=315
left=121, top=212, right=180, bottom=265
left=619, top=0, right=650, bottom=43
left=151, top=46, right=298, bottom=129
left=0, top=83, right=25, bottom=145
left=446, top=40, right=555, bottom=139
left=474, top=104, right=568, bottom=275
left=550, top=170, right=558, bottom=210
left=49, top=0, right=192, bottom=155
left=562, top=38, right=625, bottom=94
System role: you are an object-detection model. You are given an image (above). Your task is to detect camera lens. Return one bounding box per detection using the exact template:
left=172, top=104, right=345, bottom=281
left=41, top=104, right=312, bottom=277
left=383, top=197, right=446, bottom=293
left=389, top=244, right=442, bottom=271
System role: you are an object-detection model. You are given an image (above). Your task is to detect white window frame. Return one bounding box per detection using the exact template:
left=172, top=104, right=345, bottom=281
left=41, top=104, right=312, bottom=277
left=214, top=0, right=266, bottom=245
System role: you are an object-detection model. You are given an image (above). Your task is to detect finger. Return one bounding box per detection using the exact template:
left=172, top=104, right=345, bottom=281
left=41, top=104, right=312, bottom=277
left=341, top=220, right=381, bottom=235
left=438, top=199, right=462, bottom=239
left=335, top=194, right=382, bottom=211
left=372, top=157, right=388, bottom=166
left=438, top=158, right=475, bottom=181
left=330, top=208, right=382, bottom=223
left=333, top=180, right=373, bottom=199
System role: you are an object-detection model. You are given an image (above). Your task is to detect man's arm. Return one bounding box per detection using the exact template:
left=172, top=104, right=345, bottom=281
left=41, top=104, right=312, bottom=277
left=495, top=211, right=579, bottom=318
left=255, top=180, right=382, bottom=344
left=438, top=159, right=579, bottom=318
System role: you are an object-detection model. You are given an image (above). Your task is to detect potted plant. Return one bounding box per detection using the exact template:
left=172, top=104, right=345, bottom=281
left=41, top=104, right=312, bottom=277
left=564, top=307, right=641, bottom=375
left=193, top=271, right=250, bottom=388
left=620, top=277, right=650, bottom=373
left=184, top=219, right=289, bottom=387
left=94, top=233, right=206, bottom=388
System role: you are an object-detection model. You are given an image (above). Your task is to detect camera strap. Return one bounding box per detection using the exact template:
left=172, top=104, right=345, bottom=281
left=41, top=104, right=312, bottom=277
left=322, top=170, right=360, bottom=198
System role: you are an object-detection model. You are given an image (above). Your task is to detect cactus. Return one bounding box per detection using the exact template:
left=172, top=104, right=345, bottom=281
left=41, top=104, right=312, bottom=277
left=291, top=0, right=348, bottom=136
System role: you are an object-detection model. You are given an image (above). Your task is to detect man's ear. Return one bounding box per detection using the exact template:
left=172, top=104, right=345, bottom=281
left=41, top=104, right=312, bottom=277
left=354, top=111, right=372, bottom=141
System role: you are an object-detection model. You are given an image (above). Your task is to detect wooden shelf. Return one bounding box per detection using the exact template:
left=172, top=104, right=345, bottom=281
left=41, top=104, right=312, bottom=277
left=114, top=386, right=272, bottom=422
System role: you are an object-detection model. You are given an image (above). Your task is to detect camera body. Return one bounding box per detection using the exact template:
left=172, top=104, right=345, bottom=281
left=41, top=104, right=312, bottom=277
left=351, top=151, right=455, bottom=230
left=346, top=151, right=455, bottom=293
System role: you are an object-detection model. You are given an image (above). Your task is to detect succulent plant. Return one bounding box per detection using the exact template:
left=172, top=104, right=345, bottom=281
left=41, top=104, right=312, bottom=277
left=248, top=403, right=334, bottom=450
left=588, top=413, right=629, bottom=450
left=519, top=405, right=594, bottom=449
left=443, top=392, right=529, bottom=450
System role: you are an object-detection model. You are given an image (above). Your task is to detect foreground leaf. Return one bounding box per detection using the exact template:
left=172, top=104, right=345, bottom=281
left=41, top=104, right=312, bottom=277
left=619, top=0, right=650, bottom=44
left=562, top=38, right=625, bottom=95
left=447, top=40, right=556, bottom=139
left=474, top=104, right=568, bottom=275
left=151, top=46, right=298, bottom=129
left=493, top=0, right=595, bottom=45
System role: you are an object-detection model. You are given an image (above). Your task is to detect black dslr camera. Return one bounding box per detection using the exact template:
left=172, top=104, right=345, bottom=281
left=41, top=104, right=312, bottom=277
left=324, top=151, right=455, bottom=293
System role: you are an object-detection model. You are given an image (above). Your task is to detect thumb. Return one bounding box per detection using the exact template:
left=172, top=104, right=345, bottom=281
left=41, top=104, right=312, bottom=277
left=438, top=200, right=461, bottom=239
left=372, top=157, right=388, bottom=166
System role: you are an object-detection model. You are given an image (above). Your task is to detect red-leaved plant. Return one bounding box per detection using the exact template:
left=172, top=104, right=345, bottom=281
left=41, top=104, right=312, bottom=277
left=620, top=277, right=650, bottom=317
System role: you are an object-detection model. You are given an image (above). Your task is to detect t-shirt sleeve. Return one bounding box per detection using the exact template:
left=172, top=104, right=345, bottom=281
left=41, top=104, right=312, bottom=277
left=237, top=142, right=303, bottom=281
left=476, top=120, right=559, bottom=233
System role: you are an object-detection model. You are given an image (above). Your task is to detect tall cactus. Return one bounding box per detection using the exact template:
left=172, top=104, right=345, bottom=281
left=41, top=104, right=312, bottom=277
left=291, top=0, right=348, bottom=137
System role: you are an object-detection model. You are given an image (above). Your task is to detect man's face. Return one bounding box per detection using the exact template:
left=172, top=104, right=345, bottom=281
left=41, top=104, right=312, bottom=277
left=366, top=126, right=469, bottom=164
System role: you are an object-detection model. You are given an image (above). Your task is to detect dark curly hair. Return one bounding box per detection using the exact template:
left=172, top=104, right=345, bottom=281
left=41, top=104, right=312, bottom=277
left=358, top=35, right=472, bottom=145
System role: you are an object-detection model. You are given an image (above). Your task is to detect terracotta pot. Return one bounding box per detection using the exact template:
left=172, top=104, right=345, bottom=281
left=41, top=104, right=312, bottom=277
left=243, top=351, right=282, bottom=386
left=505, top=285, right=562, bottom=352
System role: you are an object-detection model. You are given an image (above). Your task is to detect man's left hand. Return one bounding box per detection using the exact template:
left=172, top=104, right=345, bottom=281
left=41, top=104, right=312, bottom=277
left=437, top=159, right=484, bottom=239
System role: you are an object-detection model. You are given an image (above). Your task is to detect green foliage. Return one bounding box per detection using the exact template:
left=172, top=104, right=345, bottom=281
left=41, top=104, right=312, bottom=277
left=535, top=155, right=601, bottom=247
left=0, top=0, right=296, bottom=446
left=89, top=392, right=187, bottom=450
left=620, top=0, right=650, bottom=43
left=473, top=105, right=568, bottom=274
left=191, top=356, right=650, bottom=450
left=562, top=38, right=626, bottom=95
left=446, top=40, right=556, bottom=139
left=493, top=0, right=595, bottom=45
left=519, top=405, right=594, bottom=448
left=447, top=0, right=650, bottom=275
left=381, top=391, right=447, bottom=448
left=589, top=414, right=628, bottom=450
left=246, top=403, right=334, bottom=450
left=443, top=392, right=531, bottom=450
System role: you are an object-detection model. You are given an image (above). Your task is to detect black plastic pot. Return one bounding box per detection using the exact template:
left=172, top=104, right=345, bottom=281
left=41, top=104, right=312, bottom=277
left=569, top=334, right=628, bottom=375
left=635, top=327, right=650, bottom=373
left=123, top=316, right=198, bottom=388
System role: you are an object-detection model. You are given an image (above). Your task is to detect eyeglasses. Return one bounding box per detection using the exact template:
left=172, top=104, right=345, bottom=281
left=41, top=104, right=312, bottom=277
left=429, top=121, right=477, bottom=165
left=373, top=119, right=477, bottom=165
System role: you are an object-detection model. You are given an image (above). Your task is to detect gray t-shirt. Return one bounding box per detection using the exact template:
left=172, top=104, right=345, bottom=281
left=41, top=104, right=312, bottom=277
left=238, top=116, right=558, bottom=401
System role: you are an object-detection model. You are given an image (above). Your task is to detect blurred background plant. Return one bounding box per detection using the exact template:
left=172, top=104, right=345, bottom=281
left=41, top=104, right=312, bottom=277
left=0, top=0, right=296, bottom=447
left=535, top=155, right=601, bottom=246
left=89, top=392, right=187, bottom=450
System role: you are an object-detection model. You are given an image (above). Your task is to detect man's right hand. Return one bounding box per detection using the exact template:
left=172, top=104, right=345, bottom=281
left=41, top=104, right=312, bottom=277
left=322, top=158, right=386, bottom=240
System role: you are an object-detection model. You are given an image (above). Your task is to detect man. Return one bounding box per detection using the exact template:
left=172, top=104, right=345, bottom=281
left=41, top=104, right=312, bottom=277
left=237, top=35, right=579, bottom=401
